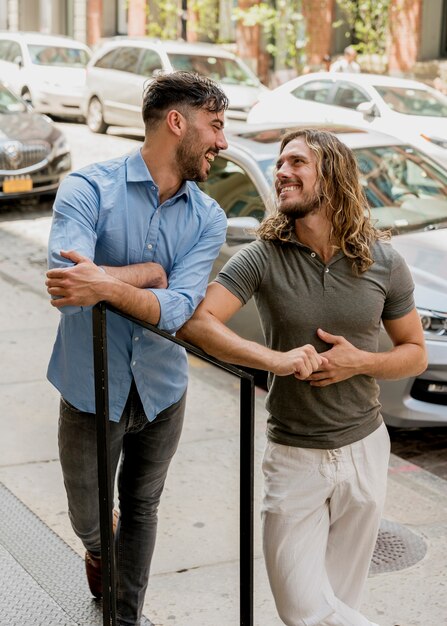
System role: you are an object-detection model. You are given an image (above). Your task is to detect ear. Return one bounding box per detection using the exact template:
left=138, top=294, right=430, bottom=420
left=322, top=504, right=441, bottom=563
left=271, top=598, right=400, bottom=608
left=166, top=109, right=186, bottom=137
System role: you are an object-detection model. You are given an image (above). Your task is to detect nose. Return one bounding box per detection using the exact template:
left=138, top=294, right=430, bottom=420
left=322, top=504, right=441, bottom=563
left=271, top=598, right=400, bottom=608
left=276, top=162, right=291, bottom=180
left=217, top=129, right=228, bottom=151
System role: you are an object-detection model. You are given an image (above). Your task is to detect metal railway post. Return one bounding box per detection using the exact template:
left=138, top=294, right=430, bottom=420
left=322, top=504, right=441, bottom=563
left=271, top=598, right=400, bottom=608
left=92, top=303, right=117, bottom=626
left=92, top=302, right=254, bottom=626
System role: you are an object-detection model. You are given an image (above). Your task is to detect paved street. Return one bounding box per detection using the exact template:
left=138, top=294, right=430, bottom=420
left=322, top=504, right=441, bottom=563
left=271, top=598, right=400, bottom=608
left=0, top=121, right=446, bottom=625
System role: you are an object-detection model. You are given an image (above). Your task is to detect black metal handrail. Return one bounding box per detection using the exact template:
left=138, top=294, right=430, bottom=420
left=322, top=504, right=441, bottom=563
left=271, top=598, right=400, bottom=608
left=92, top=302, right=255, bottom=626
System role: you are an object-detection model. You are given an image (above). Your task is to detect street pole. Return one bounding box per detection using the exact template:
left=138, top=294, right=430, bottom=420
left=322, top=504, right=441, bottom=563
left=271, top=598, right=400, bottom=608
left=181, top=0, right=187, bottom=40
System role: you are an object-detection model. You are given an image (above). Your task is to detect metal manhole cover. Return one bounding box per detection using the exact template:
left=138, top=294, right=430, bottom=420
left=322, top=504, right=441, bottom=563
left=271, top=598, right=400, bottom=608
left=370, top=519, right=427, bottom=575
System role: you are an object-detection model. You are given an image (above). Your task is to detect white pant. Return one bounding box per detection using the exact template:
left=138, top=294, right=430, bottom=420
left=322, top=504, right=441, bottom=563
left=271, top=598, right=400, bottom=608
left=261, top=423, right=390, bottom=626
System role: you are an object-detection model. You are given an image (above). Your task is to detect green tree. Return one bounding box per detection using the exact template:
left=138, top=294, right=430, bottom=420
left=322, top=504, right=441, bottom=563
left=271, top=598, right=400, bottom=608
left=334, top=0, right=391, bottom=56
left=233, top=1, right=305, bottom=71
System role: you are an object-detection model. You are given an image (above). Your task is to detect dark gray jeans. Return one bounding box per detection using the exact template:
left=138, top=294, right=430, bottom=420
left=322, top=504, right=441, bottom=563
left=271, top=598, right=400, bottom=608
left=58, top=382, right=186, bottom=626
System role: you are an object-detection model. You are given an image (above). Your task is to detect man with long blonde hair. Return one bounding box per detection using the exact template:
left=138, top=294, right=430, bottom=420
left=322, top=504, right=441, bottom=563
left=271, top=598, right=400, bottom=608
left=179, top=128, right=426, bottom=625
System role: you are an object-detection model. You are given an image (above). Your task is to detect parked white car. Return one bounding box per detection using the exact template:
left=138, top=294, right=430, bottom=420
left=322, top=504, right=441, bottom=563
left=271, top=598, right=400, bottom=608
left=198, top=123, right=447, bottom=428
left=0, top=31, right=91, bottom=120
left=247, top=72, right=447, bottom=167
left=83, top=37, right=269, bottom=133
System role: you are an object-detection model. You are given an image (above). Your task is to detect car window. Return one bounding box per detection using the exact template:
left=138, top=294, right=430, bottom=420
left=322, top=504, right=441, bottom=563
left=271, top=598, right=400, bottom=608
left=355, top=145, right=447, bottom=231
left=199, top=156, right=265, bottom=220
left=0, top=40, right=21, bottom=62
left=138, top=49, right=163, bottom=76
left=168, top=53, right=259, bottom=86
left=94, top=49, right=117, bottom=69
left=0, top=83, right=27, bottom=113
left=374, top=85, right=447, bottom=117
left=110, top=47, right=141, bottom=74
left=0, top=40, right=11, bottom=60
left=332, top=83, right=370, bottom=109
left=291, top=80, right=333, bottom=104
left=28, top=44, right=89, bottom=67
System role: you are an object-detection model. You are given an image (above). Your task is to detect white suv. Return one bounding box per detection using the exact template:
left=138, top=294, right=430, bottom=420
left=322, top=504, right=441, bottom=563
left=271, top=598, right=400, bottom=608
left=0, top=31, right=91, bottom=119
left=83, top=37, right=269, bottom=133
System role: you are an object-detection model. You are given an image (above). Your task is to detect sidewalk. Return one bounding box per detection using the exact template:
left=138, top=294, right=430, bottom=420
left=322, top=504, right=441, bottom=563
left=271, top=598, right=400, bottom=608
left=0, top=215, right=446, bottom=626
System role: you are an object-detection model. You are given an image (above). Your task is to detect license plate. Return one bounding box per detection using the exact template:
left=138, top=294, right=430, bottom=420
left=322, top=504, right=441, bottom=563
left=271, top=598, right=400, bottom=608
left=3, top=177, right=33, bottom=193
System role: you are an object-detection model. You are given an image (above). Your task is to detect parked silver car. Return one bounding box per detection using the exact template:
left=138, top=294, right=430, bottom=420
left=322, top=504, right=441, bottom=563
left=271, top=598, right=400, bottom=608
left=0, top=31, right=91, bottom=120
left=83, top=37, right=269, bottom=133
left=0, top=81, right=71, bottom=200
left=198, top=123, right=447, bottom=428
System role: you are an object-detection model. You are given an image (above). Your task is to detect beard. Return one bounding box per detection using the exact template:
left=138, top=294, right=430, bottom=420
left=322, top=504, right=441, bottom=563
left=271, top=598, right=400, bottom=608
left=278, top=187, right=323, bottom=219
left=176, top=125, right=210, bottom=182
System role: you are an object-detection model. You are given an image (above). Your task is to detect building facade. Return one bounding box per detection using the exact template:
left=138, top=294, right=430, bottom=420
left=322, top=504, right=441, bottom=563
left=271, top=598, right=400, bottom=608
left=1, top=0, right=447, bottom=82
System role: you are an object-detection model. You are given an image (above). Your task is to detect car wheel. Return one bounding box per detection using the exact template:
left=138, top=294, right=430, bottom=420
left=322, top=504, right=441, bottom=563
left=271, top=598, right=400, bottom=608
left=87, top=97, right=108, bottom=134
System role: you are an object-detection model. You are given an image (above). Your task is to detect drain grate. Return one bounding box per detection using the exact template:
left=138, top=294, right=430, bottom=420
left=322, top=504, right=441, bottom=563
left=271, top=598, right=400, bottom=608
left=370, top=519, right=427, bottom=575
left=0, top=482, right=152, bottom=625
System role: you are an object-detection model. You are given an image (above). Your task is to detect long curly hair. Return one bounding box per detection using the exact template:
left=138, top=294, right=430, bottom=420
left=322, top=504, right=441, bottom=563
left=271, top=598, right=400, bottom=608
left=257, top=128, right=389, bottom=274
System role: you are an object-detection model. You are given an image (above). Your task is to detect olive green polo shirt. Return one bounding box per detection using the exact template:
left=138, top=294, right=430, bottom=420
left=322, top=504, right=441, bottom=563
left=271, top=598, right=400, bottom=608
left=215, top=237, right=415, bottom=449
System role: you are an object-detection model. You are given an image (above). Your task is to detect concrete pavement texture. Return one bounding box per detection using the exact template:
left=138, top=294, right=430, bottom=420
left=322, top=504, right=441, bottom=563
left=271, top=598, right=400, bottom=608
left=0, top=211, right=446, bottom=626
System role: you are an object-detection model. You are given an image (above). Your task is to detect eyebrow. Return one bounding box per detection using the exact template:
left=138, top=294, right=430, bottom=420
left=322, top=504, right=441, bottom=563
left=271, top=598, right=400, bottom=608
left=275, top=151, right=308, bottom=169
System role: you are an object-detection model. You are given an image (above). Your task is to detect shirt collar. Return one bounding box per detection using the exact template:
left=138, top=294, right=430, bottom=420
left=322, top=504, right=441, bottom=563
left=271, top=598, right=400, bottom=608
left=126, top=149, right=190, bottom=201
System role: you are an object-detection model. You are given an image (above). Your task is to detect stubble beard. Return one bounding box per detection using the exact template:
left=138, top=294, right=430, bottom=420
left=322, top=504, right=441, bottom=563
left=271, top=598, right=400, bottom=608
left=278, top=188, right=323, bottom=219
left=176, top=126, right=209, bottom=182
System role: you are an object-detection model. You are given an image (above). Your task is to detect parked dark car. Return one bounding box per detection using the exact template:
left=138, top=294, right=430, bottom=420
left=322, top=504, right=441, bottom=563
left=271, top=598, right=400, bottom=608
left=0, top=80, right=71, bottom=200
left=198, top=123, right=447, bottom=428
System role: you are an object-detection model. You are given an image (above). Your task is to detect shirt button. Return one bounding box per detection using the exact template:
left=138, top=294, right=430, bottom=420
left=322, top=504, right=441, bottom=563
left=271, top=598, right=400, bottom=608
left=310, top=252, right=316, bottom=258
left=147, top=244, right=153, bottom=250
left=134, top=336, right=139, bottom=341
left=151, top=186, right=156, bottom=191
left=132, top=361, right=136, bottom=366
left=325, top=267, right=330, bottom=273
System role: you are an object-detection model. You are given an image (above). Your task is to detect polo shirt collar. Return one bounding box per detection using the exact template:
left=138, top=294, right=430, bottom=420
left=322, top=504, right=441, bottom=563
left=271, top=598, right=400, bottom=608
left=126, top=149, right=190, bottom=201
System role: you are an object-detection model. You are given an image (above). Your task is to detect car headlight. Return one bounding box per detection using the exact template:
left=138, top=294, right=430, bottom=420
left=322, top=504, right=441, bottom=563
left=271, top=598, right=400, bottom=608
left=417, top=308, right=447, bottom=335
left=420, top=134, right=447, bottom=149
left=52, top=134, right=70, bottom=158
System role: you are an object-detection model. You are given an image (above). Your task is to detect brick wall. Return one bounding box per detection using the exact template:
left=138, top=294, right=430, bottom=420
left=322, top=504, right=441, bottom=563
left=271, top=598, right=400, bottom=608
left=388, top=0, right=422, bottom=73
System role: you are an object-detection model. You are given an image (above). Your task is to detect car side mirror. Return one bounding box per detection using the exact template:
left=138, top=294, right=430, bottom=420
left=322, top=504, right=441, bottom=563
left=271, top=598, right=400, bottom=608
left=356, top=101, right=380, bottom=118
left=226, top=216, right=260, bottom=246
left=13, top=55, right=23, bottom=68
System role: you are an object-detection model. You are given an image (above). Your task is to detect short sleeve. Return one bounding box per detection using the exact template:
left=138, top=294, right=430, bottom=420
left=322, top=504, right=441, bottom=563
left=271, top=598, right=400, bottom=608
left=382, top=248, right=415, bottom=320
left=215, top=240, right=269, bottom=304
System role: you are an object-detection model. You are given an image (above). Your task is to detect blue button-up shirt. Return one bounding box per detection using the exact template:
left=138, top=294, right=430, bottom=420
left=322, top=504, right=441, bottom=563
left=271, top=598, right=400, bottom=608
left=47, top=150, right=227, bottom=422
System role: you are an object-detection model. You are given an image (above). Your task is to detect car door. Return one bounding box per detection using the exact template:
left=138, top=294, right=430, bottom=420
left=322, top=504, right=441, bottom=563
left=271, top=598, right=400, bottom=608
left=199, top=154, right=268, bottom=345
left=100, top=46, right=145, bottom=127
left=288, top=79, right=340, bottom=123
left=329, top=81, right=374, bottom=126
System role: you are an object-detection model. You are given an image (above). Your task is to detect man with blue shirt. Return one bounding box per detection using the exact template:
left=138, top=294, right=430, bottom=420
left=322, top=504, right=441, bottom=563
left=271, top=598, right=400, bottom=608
left=45, top=71, right=228, bottom=626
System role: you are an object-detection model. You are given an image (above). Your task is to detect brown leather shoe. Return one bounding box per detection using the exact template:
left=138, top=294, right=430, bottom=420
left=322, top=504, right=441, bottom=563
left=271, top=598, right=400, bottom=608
left=85, top=509, right=119, bottom=598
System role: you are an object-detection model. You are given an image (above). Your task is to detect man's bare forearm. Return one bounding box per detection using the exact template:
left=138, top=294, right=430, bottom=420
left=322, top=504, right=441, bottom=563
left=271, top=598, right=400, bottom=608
left=102, top=262, right=167, bottom=289
left=101, top=276, right=161, bottom=324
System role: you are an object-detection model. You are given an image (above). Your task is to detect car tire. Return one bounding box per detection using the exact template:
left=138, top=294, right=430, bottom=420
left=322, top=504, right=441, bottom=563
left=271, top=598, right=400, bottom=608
left=87, top=97, right=108, bottom=134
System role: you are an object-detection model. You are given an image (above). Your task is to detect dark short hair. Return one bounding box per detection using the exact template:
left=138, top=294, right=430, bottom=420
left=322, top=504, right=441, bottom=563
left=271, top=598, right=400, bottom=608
left=142, top=71, right=229, bottom=128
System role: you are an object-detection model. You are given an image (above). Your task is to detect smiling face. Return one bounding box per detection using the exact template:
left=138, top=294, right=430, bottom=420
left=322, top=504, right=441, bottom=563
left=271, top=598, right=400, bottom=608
left=176, top=107, right=228, bottom=182
left=274, top=136, right=323, bottom=218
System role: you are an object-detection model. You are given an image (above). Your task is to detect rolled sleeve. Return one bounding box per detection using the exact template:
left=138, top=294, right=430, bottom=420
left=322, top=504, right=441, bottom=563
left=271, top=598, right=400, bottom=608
left=155, top=207, right=227, bottom=333
left=47, top=173, right=99, bottom=315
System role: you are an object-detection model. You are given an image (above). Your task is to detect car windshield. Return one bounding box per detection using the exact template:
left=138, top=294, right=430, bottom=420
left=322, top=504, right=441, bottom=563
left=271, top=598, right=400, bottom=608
left=28, top=44, right=89, bottom=67
left=0, top=83, right=27, bottom=113
left=168, top=53, right=259, bottom=86
left=260, top=144, right=447, bottom=233
left=374, top=85, right=447, bottom=117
